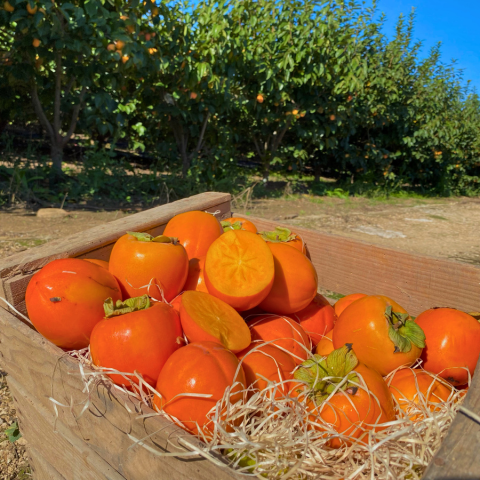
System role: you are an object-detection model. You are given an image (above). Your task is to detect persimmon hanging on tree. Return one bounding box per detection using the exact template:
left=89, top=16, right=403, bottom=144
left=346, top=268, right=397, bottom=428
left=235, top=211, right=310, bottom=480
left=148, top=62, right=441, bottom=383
left=109, top=232, right=188, bottom=301
left=163, top=210, right=223, bottom=259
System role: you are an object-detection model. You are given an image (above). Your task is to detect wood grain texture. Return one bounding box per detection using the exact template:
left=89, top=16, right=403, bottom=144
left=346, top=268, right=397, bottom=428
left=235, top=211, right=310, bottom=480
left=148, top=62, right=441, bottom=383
left=247, top=215, right=480, bottom=316
left=27, top=447, right=67, bottom=480
left=0, top=307, right=245, bottom=480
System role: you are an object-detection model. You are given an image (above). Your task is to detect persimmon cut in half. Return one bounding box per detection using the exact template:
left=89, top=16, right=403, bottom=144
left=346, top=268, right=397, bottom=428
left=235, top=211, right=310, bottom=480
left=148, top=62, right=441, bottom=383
left=387, top=367, right=454, bottom=420
left=204, top=229, right=274, bottom=311
left=237, top=343, right=295, bottom=397
left=333, top=295, right=425, bottom=376
left=221, top=217, right=257, bottom=234
left=163, top=210, right=223, bottom=259
left=25, top=258, right=122, bottom=350
left=154, top=341, right=246, bottom=436
left=183, top=256, right=208, bottom=293
left=84, top=258, right=109, bottom=270
left=415, top=307, right=480, bottom=386
left=292, top=293, right=336, bottom=346
left=334, top=293, right=367, bottom=317
left=180, top=291, right=251, bottom=353
left=291, top=345, right=395, bottom=448
left=109, top=232, right=188, bottom=302
left=259, top=226, right=306, bottom=254
left=315, top=330, right=334, bottom=356
left=90, top=295, right=182, bottom=388
left=259, top=242, right=318, bottom=315
left=248, top=314, right=311, bottom=364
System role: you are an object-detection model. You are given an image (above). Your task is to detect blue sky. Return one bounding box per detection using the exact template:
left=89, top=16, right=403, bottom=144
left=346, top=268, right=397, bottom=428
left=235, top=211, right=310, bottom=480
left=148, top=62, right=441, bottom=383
left=367, top=0, right=480, bottom=92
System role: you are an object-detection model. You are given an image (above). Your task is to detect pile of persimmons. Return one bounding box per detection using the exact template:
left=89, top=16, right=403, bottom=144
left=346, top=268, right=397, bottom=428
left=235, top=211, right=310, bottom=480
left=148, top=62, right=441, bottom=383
left=24, top=211, right=480, bottom=445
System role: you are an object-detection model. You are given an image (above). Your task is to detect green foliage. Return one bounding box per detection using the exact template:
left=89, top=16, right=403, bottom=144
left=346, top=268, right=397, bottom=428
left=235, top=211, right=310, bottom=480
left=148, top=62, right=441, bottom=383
left=5, top=421, right=22, bottom=443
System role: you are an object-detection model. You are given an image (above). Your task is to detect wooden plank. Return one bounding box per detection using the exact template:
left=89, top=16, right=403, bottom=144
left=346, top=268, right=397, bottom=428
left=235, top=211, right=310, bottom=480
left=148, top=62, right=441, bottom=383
left=28, top=446, right=68, bottom=480
left=0, top=192, right=231, bottom=318
left=247, top=216, right=480, bottom=316
left=0, top=307, right=245, bottom=480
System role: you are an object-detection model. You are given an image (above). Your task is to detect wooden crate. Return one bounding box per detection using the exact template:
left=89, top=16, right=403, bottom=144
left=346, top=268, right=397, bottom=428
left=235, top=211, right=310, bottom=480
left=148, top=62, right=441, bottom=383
left=0, top=191, right=479, bottom=479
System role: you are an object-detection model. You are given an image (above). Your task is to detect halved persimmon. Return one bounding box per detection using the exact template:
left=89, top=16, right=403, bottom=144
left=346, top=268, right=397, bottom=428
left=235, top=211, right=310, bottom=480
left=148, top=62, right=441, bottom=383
left=180, top=291, right=251, bottom=353
left=292, top=293, right=336, bottom=346
left=183, top=256, right=208, bottom=293
left=221, top=217, right=257, bottom=234
left=204, top=229, right=274, bottom=311
left=248, top=314, right=311, bottom=364
left=334, top=293, right=367, bottom=317
left=259, top=226, right=306, bottom=254
left=315, top=330, right=334, bottom=356
left=163, top=210, right=223, bottom=259
left=259, top=242, right=317, bottom=314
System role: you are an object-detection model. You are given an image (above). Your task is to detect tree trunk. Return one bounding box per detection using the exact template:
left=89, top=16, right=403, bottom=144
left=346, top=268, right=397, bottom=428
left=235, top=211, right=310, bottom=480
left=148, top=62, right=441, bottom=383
left=51, top=142, right=64, bottom=173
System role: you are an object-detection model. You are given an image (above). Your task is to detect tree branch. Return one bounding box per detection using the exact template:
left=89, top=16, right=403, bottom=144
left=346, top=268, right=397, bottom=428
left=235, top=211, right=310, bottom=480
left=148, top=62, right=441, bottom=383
left=31, top=84, right=55, bottom=141
left=188, top=112, right=210, bottom=161
left=272, top=117, right=292, bottom=153
left=53, top=51, right=62, bottom=142
left=62, top=86, right=87, bottom=147
left=64, top=76, right=76, bottom=98
left=253, top=135, right=265, bottom=159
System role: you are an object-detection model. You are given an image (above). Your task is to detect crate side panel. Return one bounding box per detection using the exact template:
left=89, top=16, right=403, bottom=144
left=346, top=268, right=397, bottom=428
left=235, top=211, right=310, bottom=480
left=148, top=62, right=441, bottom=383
left=28, top=447, right=67, bottom=480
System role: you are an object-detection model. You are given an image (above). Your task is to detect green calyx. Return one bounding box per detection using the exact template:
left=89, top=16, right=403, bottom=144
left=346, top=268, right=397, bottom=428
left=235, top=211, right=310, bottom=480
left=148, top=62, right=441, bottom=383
left=127, top=231, right=179, bottom=244
left=104, top=295, right=151, bottom=318
left=221, top=220, right=244, bottom=232
left=385, top=305, right=426, bottom=353
left=259, top=226, right=297, bottom=243
left=293, top=344, right=360, bottom=405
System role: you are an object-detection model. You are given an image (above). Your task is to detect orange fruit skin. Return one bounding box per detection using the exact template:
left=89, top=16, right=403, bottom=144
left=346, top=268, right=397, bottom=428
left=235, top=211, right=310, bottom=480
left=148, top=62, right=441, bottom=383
left=109, top=233, right=188, bottom=302
left=154, top=341, right=246, bottom=436
left=237, top=343, right=295, bottom=397
left=223, top=217, right=257, bottom=233
left=416, top=308, right=480, bottom=386
left=179, top=291, right=251, bottom=353
left=25, top=258, right=122, bottom=350
left=292, top=293, right=336, bottom=346
left=26, top=3, right=38, bottom=14
left=388, top=368, right=453, bottom=419
left=170, top=293, right=182, bottom=314
left=163, top=210, right=223, bottom=259
left=248, top=314, right=311, bottom=364
left=315, top=329, right=334, bottom=356
left=333, top=295, right=421, bottom=376
left=334, top=293, right=367, bottom=317
left=264, top=232, right=306, bottom=254
left=90, top=303, right=182, bottom=387
left=291, top=363, right=395, bottom=448
left=259, top=242, right=318, bottom=314
left=205, top=230, right=275, bottom=311
left=84, top=258, right=109, bottom=270
left=183, top=256, right=208, bottom=293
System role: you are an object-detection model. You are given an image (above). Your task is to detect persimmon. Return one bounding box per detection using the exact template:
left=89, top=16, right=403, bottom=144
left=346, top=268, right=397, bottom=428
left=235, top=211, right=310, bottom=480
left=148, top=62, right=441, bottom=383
left=259, top=242, right=317, bottom=314
left=221, top=217, right=257, bottom=234
left=121, top=55, right=129, bottom=64
left=84, top=258, right=109, bottom=270
left=90, top=296, right=182, bottom=387
left=183, top=256, right=208, bottom=293
left=248, top=314, right=310, bottom=364
left=107, top=43, right=116, bottom=51
left=315, top=330, right=334, bottom=356
left=189, top=91, right=198, bottom=100
left=25, top=258, right=122, bottom=349
left=387, top=367, right=453, bottom=420
left=204, top=230, right=274, bottom=311
left=292, top=293, right=335, bottom=346
left=180, top=291, right=251, bottom=353
left=154, top=341, right=246, bottom=436
left=163, top=210, right=222, bottom=259
left=237, top=343, right=295, bottom=397
left=26, top=2, right=38, bottom=14
left=333, top=295, right=425, bottom=376
left=415, top=308, right=480, bottom=386
left=170, top=293, right=182, bottom=314
left=109, top=232, right=188, bottom=302
left=4, top=1, right=14, bottom=12
left=256, top=94, right=264, bottom=103
left=334, top=293, right=367, bottom=317
left=259, top=226, right=306, bottom=254
left=291, top=345, right=395, bottom=448
left=115, top=40, right=125, bottom=50
left=32, top=38, right=41, bottom=48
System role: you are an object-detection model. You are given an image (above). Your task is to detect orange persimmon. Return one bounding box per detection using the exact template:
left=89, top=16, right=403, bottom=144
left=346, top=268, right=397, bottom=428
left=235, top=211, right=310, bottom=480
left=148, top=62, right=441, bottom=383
left=25, top=258, right=122, bottom=349
left=183, top=256, right=208, bottom=293
left=154, top=341, right=246, bottom=436
left=416, top=308, right=480, bottom=386
left=259, top=242, right=317, bottom=314
left=259, top=226, right=306, bottom=254
left=334, top=293, right=367, bottom=317
left=90, top=296, right=182, bottom=387
left=109, top=232, right=188, bottom=302
left=84, top=258, right=109, bottom=270
left=163, top=210, right=223, bottom=259
left=333, top=295, right=425, bottom=376
left=237, top=343, right=295, bottom=397
left=221, top=217, right=257, bottom=234
left=248, top=314, right=311, bottom=364
left=180, top=291, right=251, bottom=353
left=204, top=230, right=275, bottom=311
left=315, top=330, right=334, bottom=356
left=292, top=293, right=336, bottom=346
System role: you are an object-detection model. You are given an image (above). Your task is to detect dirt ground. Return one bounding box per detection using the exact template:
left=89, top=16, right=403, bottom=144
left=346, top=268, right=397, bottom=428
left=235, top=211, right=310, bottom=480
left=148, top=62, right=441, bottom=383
left=0, top=195, right=479, bottom=478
